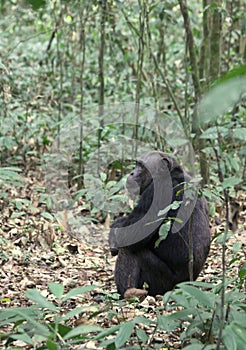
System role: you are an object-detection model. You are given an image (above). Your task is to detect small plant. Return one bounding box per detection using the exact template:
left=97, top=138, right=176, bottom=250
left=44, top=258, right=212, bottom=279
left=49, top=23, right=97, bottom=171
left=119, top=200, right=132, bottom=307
left=0, top=167, right=23, bottom=189
left=0, top=283, right=101, bottom=349
left=161, top=279, right=246, bottom=350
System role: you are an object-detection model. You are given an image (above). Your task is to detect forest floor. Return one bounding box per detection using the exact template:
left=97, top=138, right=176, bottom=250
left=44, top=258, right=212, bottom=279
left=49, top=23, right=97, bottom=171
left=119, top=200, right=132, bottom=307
left=0, top=168, right=245, bottom=349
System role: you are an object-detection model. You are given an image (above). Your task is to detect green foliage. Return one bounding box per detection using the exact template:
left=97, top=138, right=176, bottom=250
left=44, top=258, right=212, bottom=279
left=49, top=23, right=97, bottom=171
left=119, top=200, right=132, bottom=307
left=199, top=71, right=246, bottom=204
left=155, top=221, right=171, bottom=247
left=95, top=277, right=245, bottom=349
left=0, top=283, right=101, bottom=349
left=0, top=167, right=23, bottom=188
left=25, top=0, right=46, bottom=10
left=0, top=167, right=23, bottom=203
left=0, top=269, right=245, bottom=349
left=96, top=279, right=245, bottom=349
left=162, top=281, right=246, bottom=350
left=0, top=2, right=245, bottom=349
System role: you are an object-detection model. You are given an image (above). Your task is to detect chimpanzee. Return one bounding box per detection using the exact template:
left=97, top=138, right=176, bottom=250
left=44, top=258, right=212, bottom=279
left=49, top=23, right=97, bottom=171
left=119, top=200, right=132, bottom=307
left=109, top=151, right=210, bottom=297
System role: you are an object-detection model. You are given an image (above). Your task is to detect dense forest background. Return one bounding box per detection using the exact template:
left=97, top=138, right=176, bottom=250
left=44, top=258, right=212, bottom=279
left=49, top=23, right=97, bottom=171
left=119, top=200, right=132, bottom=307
left=0, top=0, right=245, bottom=349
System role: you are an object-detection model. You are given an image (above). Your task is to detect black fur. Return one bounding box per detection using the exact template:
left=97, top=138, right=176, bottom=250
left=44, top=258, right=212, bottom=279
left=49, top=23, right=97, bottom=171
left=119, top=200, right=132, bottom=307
left=109, top=151, right=210, bottom=297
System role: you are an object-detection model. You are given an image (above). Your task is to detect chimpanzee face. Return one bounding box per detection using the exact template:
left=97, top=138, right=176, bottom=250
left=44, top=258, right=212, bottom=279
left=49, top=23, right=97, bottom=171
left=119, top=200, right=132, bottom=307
left=125, top=161, right=152, bottom=196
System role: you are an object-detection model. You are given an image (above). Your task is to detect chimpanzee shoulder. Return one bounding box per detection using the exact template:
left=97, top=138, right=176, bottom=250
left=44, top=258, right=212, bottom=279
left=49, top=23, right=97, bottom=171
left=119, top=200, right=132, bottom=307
left=109, top=151, right=210, bottom=298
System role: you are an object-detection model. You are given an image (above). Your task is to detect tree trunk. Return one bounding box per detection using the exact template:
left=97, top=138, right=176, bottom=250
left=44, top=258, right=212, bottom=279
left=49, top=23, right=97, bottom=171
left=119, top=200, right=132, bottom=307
left=209, top=0, right=222, bottom=81
left=179, top=0, right=209, bottom=185
left=199, top=0, right=210, bottom=89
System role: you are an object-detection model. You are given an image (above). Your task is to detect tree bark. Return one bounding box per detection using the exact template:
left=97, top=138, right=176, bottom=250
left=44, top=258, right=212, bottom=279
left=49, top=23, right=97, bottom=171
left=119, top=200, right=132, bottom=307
left=199, top=0, right=210, bottom=89
left=179, top=0, right=209, bottom=185
left=209, top=0, right=222, bottom=81
left=178, top=0, right=201, bottom=103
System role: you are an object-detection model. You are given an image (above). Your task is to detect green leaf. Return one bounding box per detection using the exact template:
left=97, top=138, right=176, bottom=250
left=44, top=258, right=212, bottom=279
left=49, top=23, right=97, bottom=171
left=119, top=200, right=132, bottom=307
left=178, top=284, right=214, bottom=308
left=239, top=263, right=246, bottom=280
left=62, top=307, right=86, bottom=321
left=25, top=289, right=57, bottom=312
left=0, top=61, right=8, bottom=71
left=222, top=332, right=237, bottom=350
left=115, top=321, right=135, bottom=348
left=46, top=339, right=58, bottom=350
left=10, top=332, right=34, bottom=345
left=184, top=281, right=215, bottom=289
left=16, top=310, right=50, bottom=337
left=48, top=283, right=64, bottom=299
left=136, top=328, right=148, bottom=344
left=231, top=321, right=246, bottom=343
left=41, top=212, right=54, bottom=220
left=10, top=211, right=26, bottom=218
left=96, top=338, right=116, bottom=349
left=0, top=307, right=38, bottom=326
left=159, top=222, right=171, bottom=238
left=198, top=69, right=246, bottom=126
left=228, top=157, right=240, bottom=172
left=63, top=325, right=102, bottom=339
left=215, top=65, right=246, bottom=84
left=222, top=177, right=241, bottom=189
left=182, top=345, right=204, bottom=350
left=94, top=325, right=120, bottom=340
left=233, top=127, right=246, bottom=141
left=200, top=126, right=228, bottom=139
left=233, top=242, right=242, bottom=253
left=15, top=201, right=23, bottom=210
left=62, top=285, right=97, bottom=302
left=100, top=172, right=107, bottom=182
left=0, top=167, right=22, bottom=175
left=215, top=232, right=233, bottom=244
left=49, top=323, right=72, bottom=337
left=158, top=201, right=182, bottom=216
left=133, top=316, right=153, bottom=326
left=25, top=0, right=46, bottom=10
left=106, top=180, right=117, bottom=189
left=157, top=315, right=178, bottom=332
left=155, top=222, right=171, bottom=247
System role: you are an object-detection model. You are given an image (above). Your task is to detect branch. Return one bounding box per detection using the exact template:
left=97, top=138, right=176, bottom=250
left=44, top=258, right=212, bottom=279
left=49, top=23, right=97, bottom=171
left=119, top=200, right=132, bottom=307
left=178, top=0, right=201, bottom=102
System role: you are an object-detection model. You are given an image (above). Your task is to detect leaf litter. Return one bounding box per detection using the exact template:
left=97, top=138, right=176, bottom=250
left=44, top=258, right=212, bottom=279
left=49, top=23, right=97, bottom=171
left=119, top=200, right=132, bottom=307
left=0, top=168, right=245, bottom=349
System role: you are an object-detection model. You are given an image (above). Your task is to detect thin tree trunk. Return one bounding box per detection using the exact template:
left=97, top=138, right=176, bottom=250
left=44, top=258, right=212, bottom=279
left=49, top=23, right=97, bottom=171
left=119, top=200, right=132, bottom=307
left=178, top=0, right=209, bottom=185
left=209, top=0, right=222, bottom=81
left=178, top=0, right=200, bottom=103
left=240, top=0, right=246, bottom=61
left=98, top=0, right=106, bottom=109
left=78, top=3, right=87, bottom=188
left=133, top=0, right=146, bottom=155
left=55, top=8, right=64, bottom=150
left=213, top=145, right=230, bottom=350
left=97, top=0, right=106, bottom=173
left=199, top=0, right=210, bottom=89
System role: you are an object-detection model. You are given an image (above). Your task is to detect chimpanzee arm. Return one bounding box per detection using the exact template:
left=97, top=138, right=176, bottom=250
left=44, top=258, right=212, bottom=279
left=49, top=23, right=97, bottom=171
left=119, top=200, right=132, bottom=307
left=109, top=183, right=154, bottom=255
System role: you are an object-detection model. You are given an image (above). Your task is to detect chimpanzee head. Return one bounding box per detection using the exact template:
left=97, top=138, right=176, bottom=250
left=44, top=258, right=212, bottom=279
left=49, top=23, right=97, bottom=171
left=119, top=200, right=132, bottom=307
left=125, top=151, right=184, bottom=196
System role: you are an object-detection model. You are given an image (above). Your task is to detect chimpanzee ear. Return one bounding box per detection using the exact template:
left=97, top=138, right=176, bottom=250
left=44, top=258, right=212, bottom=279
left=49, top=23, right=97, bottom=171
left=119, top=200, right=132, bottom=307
left=160, top=153, right=184, bottom=183
left=159, top=153, right=180, bottom=172
left=160, top=154, right=174, bottom=171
